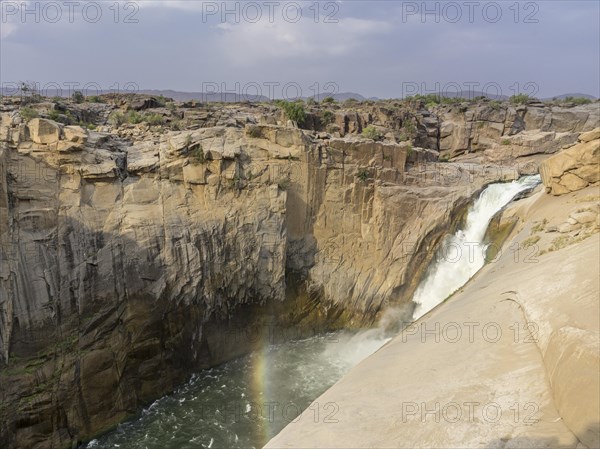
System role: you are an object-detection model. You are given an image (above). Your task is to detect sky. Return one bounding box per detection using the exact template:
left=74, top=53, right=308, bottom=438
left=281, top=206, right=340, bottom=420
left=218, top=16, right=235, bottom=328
left=1, top=0, right=599, bottom=99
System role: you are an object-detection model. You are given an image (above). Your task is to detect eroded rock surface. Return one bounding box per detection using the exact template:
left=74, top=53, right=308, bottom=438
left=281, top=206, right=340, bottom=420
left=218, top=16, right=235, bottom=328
left=0, top=96, right=598, bottom=448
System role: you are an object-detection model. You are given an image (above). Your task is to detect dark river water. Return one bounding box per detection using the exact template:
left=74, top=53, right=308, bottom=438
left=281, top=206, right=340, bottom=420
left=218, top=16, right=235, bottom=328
left=86, top=331, right=388, bottom=449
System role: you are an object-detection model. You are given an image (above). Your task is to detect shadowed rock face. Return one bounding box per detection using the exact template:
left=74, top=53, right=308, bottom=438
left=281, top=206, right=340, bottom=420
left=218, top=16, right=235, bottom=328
left=0, top=98, right=598, bottom=448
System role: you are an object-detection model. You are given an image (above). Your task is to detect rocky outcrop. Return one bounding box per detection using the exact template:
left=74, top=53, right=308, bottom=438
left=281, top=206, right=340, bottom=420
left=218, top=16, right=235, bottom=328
left=540, top=128, right=600, bottom=195
left=431, top=102, right=599, bottom=159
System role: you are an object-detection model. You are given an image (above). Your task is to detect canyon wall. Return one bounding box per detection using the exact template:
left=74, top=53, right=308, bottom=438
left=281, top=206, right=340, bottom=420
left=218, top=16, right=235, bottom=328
left=0, top=97, right=598, bottom=448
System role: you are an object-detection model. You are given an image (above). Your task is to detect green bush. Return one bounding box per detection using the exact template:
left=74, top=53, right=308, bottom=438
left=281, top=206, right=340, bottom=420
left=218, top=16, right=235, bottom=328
left=126, top=110, right=144, bottom=124
left=108, top=111, right=126, bottom=127
left=48, top=109, right=67, bottom=124
left=402, top=120, right=416, bottom=137
left=564, top=96, right=593, bottom=105
left=145, top=113, right=164, bottom=126
left=278, top=101, right=306, bottom=125
left=357, top=169, right=370, bottom=183
left=501, top=139, right=511, bottom=145
left=321, top=110, right=335, bottom=125
left=362, top=125, right=384, bottom=141
left=509, top=94, right=531, bottom=105
left=88, top=95, right=104, bottom=103
left=322, top=96, right=335, bottom=104
left=72, top=91, right=85, bottom=104
left=20, top=107, right=38, bottom=122
left=190, top=143, right=204, bottom=164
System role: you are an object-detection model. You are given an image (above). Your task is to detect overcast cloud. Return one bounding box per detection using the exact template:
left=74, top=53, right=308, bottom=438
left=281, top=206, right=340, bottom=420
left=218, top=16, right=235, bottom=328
left=1, top=0, right=598, bottom=99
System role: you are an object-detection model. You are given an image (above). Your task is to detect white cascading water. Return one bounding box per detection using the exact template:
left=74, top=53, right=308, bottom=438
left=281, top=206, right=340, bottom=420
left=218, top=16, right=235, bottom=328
left=411, top=175, right=541, bottom=320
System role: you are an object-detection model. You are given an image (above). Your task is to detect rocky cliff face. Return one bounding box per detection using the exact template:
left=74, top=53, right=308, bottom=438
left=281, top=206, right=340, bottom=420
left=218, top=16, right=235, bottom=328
left=0, top=96, right=598, bottom=448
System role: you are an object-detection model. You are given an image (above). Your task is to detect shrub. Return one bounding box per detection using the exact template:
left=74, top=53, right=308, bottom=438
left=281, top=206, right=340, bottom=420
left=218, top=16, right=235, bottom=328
left=509, top=94, right=531, bottom=105
left=406, top=144, right=413, bottom=157
left=155, top=95, right=167, bottom=107
left=401, top=120, right=417, bottom=139
left=88, top=95, right=104, bottom=103
left=20, top=107, right=38, bottom=122
left=501, top=139, right=511, bottom=145
left=357, top=169, right=370, bottom=182
left=362, top=125, right=383, bottom=141
left=72, top=91, right=85, bottom=104
left=321, top=110, right=335, bottom=125
left=126, top=110, right=144, bottom=124
left=322, top=96, right=335, bottom=104
left=108, top=111, right=126, bottom=127
left=278, top=101, right=306, bottom=125
left=190, top=143, right=204, bottom=164
left=48, top=109, right=68, bottom=124
left=145, top=113, right=164, bottom=126
left=522, top=235, right=540, bottom=249
left=564, top=96, right=593, bottom=105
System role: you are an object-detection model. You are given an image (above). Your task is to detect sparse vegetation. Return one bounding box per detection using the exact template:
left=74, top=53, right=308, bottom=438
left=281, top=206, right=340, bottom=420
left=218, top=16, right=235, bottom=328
left=509, top=94, right=532, bottom=105
left=357, top=168, right=370, bottom=182
left=402, top=120, right=417, bottom=139
left=20, top=81, right=42, bottom=104
left=145, top=113, right=164, bottom=126
left=321, top=110, right=335, bottom=125
left=522, top=235, right=540, bottom=249
left=20, top=107, right=38, bottom=122
left=322, top=96, right=336, bottom=104
left=563, top=96, right=593, bottom=105
left=501, top=139, right=511, bottom=145
left=155, top=95, right=168, bottom=107
left=108, top=111, right=126, bottom=127
left=276, top=100, right=306, bottom=125
left=72, top=91, right=85, bottom=104
left=409, top=94, right=463, bottom=105
left=531, top=219, right=548, bottom=234
left=126, top=110, right=144, bottom=124
left=190, top=143, right=204, bottom=164
left=88, top=95, right=104, bottom=103
left=550, top=235, right=571, bottom=251
left=362, top=125, right=383, bottom=141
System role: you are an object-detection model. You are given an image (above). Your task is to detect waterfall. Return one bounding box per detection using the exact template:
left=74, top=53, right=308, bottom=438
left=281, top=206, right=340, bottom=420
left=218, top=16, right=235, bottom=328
left=411, top=175, right=541, bottom=320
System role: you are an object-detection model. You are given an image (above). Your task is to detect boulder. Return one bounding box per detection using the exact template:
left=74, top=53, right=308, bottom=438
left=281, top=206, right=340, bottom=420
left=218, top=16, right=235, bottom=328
left=580, top=128, right=600, bottom=143
left=27, top=118, right=61, bottom=145
left=540, top=135, right=600, bottom=195
left=63, top=125, right=88, bottom=144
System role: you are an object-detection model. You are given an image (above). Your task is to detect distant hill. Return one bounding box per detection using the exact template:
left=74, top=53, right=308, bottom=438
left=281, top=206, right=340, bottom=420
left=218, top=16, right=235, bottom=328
left=1, top=87, right=596, bottom=103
